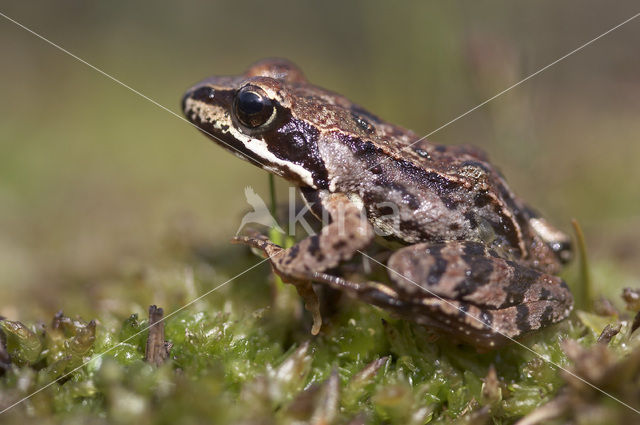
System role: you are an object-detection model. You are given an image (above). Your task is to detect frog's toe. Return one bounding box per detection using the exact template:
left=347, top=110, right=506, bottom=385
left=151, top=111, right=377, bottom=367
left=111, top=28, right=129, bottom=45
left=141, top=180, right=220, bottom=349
left=293, top=280, right=323, bottom=335
left=232, top=233, right=282, bottom=256
left=231, top=229, right=270, bottom=245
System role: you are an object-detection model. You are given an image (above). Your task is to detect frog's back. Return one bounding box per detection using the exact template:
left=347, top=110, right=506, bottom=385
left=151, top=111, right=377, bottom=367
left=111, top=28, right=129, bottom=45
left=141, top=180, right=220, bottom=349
left=287, top=85, right=530, bottom=261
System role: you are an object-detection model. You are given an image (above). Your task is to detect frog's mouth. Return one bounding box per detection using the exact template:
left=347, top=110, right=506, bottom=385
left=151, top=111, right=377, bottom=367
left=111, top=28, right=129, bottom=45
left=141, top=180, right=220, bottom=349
left=182, top=85, right=259, bottom=162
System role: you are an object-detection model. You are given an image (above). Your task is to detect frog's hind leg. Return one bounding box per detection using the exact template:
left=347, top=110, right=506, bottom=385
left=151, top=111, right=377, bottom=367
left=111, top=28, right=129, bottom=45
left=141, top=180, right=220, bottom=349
left=234, top=230, right=412, bottom=330
left=384, top=241, right=573, bottom=348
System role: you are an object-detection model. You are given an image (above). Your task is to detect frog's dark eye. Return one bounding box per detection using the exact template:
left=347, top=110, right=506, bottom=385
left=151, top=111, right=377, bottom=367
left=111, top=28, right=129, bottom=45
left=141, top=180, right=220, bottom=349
left=234, top=85, right=276, bottom=129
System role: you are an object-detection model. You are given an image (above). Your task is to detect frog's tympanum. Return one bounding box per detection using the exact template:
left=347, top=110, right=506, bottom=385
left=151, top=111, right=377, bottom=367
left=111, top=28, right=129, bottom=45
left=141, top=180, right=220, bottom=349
left=182, top=59, right=573, bottom=349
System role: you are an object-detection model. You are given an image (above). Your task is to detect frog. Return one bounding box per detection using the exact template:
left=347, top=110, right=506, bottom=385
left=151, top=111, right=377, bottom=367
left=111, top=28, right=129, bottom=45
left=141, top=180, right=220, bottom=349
left=181, top=58, right=573, bottom=349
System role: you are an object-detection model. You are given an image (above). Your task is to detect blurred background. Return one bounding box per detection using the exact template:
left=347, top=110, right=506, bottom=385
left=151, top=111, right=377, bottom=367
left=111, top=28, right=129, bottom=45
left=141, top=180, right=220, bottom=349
left=1, top=0, right=639, bottom=321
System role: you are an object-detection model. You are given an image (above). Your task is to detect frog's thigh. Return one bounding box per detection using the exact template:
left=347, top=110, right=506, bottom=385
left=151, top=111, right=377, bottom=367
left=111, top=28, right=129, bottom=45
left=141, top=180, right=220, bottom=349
left=386, top=241, right=573, bottom=341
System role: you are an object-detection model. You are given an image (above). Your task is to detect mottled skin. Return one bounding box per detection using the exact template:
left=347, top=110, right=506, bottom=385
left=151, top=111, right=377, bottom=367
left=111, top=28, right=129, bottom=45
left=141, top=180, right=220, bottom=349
left=182, top=59, right=573, bottom=349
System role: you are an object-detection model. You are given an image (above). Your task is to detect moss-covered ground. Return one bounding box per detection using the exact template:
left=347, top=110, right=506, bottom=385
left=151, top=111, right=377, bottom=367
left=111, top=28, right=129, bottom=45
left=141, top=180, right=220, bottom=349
left=2, top=230, right=640, bottom=424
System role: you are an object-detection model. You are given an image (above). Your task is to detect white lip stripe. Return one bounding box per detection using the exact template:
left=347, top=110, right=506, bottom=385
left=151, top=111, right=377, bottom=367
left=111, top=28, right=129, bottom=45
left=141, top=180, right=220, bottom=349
left=227, top=125, right=317, bottom=188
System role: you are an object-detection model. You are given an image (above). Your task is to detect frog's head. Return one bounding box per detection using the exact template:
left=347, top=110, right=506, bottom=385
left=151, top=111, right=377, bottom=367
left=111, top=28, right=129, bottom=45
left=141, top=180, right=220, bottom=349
left=182, top=59, right=384, bottom=190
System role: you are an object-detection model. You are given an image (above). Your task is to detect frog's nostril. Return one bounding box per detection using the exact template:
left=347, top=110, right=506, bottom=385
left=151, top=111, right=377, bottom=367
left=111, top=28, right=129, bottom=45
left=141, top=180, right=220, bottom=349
left=193, top=86, right=216, bottom=102
left=182, top=86, right=216, bottom=115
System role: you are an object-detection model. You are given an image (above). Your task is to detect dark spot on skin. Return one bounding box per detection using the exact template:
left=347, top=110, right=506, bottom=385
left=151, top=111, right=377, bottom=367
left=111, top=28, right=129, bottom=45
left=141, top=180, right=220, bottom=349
left=516, top=304, right=532, bottom=333
left=308, top=236, right=321, bottom=256
left=491, top=261, right=540, bottom=307
left=403, top=192, right=420, bottom=210
left=346, top=137, right=380, bottom=158
left=463, top=258, right=494, bottom=287
left=371, top=173, right=420, bottom=211
left=402, top=170, right=461, bottom=210
left=464, top=212, right=478, bottom=229
left=370, top=165, right=383, bottom=174
left=421, top=170, right=460, bottom=193
left=458, top=246, right=495, bottom=298
left=332, top=240, right=347, bottom=250
left=474, top=192, right=492, bottom=208
left=288, top=244, right=300, bottom=259
left=507, top=262, right=540, bottom=291
left=434, top=145, right=447, bottom=153
left=540, top=287, right=552, bottom=300
left=463, top=241, right=486, bottom=258
left=540, top=305, right=555, bottom=326
left=398, top=219, right=423, bottom=238
left=416, top=169, right=460, bottom=210
left=426, top=246, right=447, bottom=287
left=378, top=205, right=395, bottom=216
left=449, top=223, right=460, bottom=231
left=455, top=278, right=482, bottom=299
left=440, top=195, right=459, bottom=210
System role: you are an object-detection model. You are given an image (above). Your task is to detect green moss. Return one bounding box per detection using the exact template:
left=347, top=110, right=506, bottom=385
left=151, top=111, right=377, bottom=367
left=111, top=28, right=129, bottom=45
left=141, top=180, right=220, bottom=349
left=1, top=244, right=639, bottom=424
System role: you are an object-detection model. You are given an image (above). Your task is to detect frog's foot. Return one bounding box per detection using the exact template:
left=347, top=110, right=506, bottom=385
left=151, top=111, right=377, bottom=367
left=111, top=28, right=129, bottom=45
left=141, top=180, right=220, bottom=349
left=233, top=233, right=323, bottom=335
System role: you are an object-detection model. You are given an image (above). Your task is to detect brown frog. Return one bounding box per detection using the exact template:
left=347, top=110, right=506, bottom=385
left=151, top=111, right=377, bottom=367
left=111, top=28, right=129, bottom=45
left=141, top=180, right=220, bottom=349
left=181, top=59, right=573, bottom=349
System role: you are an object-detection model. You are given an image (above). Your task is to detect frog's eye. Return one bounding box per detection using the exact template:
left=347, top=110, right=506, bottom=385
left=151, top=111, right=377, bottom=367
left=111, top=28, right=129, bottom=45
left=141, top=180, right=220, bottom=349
left=234, top=85, right=276, bottom=129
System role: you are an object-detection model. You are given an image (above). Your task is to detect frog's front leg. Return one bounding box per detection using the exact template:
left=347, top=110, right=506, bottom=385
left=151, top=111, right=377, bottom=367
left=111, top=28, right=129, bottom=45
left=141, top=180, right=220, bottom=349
left=233, top=191, right=375, bottom=334
left=384, top=241, right=573, bottom=348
